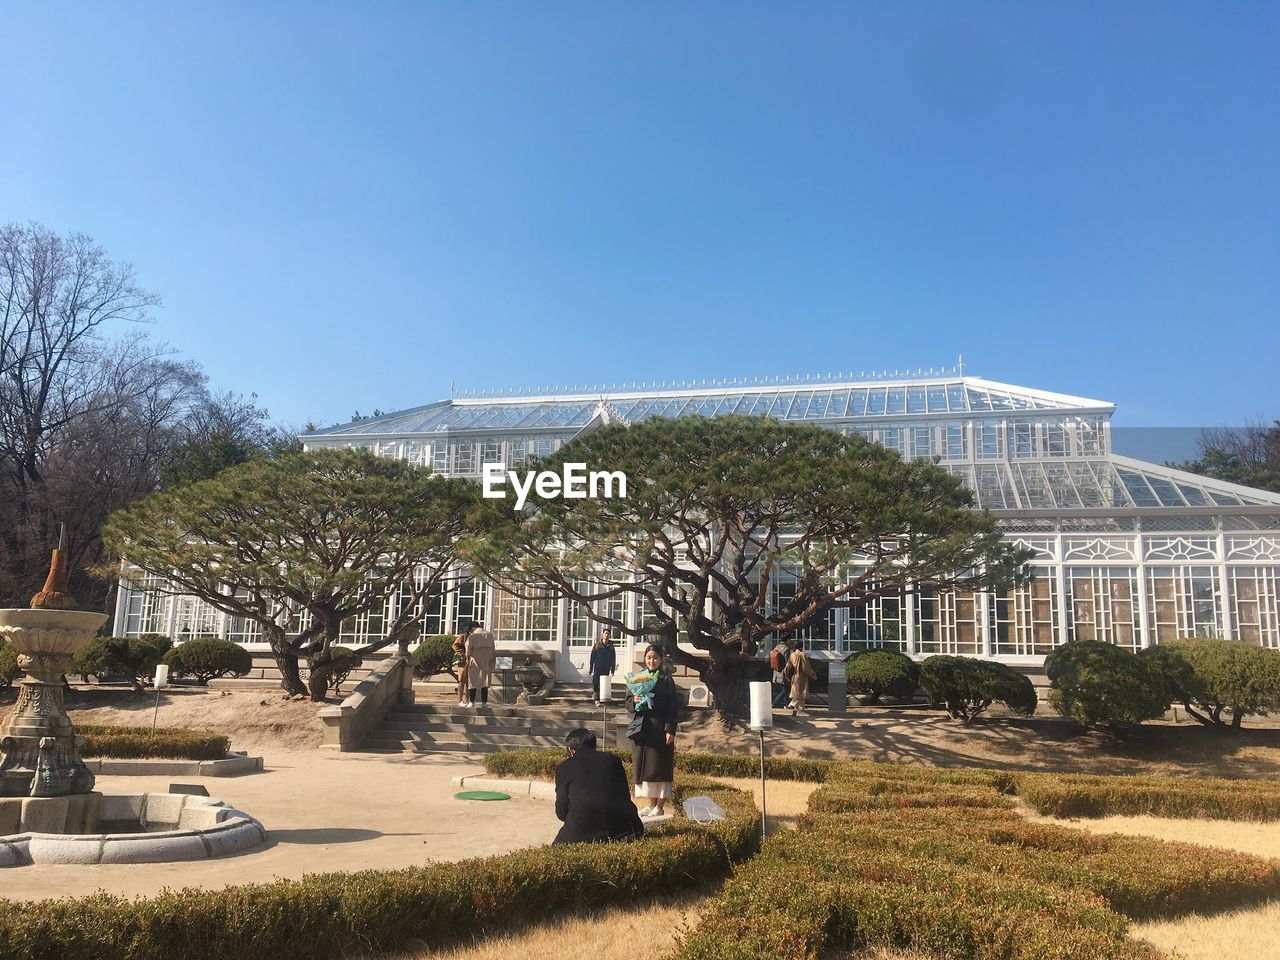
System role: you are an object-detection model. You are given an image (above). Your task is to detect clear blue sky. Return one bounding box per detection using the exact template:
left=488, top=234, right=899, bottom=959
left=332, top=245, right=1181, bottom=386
left=3, top=3, right=1277, bottom=436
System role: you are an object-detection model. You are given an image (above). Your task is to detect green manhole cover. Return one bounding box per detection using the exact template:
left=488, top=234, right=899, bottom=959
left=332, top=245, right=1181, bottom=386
left=455, top=790, right=511, bottom=801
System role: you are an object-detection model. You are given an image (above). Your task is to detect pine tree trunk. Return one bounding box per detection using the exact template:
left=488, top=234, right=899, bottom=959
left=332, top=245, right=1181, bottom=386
left=268, top=632, right=307, bottom=697
left=703, top=656, right=751, bottom=727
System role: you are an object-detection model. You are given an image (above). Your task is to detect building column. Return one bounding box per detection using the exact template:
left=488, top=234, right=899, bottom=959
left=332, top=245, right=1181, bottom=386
left=111, top=566, right=129, bottom=636
left=1054, top=528, right=1070, bottom=647
left=1134, top=525, right=1150, bottom=649
left=978, top=589, right=993, bottom=658
left=904, top=588, right=917, bottom=658
left=1217, top=524, right=1234, bottom=640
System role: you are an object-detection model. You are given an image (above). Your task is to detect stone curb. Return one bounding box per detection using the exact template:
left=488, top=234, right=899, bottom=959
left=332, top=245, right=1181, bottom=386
left=82, top=755, right=265, bottom=777
left=1, top=790, right=269, bottom=868
left=451, top=776, right=556, bottom=801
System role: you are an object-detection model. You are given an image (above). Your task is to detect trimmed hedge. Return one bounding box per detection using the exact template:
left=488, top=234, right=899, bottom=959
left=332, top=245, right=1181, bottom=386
left=76, top=724, right=230, bottom=761
left=71, top=635, right=172, bottom=691
left=846, top=649, right=919, bottom=704
left=163, top=637, right=253, bottom=686
left=0, top=775, right=757, bottom=960
left=412, top=634, right=457, bottom=680
left=484, top=747, right=836, bottom=783
left=1018, top=771, right=1280, bottom=821
left=484, top=748, right=1280, bottom=823
left=1045, top=640, right=1171, bottom=727
left=920, top=654, right=1037, bottom=722
left=1142, top=637, right=1280, bottom=729
left=676, top=763, right=1280, bottom=960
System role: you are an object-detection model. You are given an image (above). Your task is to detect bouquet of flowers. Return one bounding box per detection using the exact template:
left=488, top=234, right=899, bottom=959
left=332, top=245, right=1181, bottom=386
left=624, top=667, right=661, bottom=712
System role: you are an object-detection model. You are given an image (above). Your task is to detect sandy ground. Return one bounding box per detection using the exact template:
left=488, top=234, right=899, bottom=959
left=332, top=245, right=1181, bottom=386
left=34, top=685, right=331, bottom=752
left=683, top=707, right=1280, bottom=778
left=11, top=687, right=1280, bottom=780
left=5, top=749, right=561, bottom=901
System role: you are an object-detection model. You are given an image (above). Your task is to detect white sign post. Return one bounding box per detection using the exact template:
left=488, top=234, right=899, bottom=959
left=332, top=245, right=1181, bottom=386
left=151, top=663, right=170, bottom=731
left=748, top=680, right=773, bottom=842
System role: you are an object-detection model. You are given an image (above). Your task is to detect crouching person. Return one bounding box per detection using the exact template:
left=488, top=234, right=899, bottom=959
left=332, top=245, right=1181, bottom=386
left=552, top=728, right=644, bottom=845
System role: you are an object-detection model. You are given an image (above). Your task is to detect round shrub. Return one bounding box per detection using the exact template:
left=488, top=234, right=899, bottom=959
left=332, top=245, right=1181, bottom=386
left=920, top=655, right=1037, bottom=723
left=163, top=637, right=252, bottom=685
left=413, top=634, right=458, bottom=680
left=1045, top=640, right=1171, bottom=728
left=306, top=644, right=363, bottom=694
left=71, top=634, right=172, bottom=691
left=846, top=649, right=919, bottom=704
left=0, top=640, right=20, bottom=689
left=1143, top=637, right=1280, bottom=729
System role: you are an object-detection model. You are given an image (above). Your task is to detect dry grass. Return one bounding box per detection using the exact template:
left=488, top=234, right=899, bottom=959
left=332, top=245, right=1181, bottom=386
left=1131, top=899, right=1280, bottom=960
left=387, top=896, right=708, bottom=960
left=1033, top=812, right=1280, bottom=956
left=1030, top=809, right=1280, bottom=860
left=707, top=775, right=821, bottom=832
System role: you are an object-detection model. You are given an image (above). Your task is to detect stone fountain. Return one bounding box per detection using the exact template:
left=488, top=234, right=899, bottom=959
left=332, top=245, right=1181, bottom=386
left=0, top=537, right=105, bottom=808
left=0, top=536, right=267, bottom=865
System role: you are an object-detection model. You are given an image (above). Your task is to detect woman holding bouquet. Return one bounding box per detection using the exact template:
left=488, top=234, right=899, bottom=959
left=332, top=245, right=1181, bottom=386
left=625, top=644, right=680, bottom=817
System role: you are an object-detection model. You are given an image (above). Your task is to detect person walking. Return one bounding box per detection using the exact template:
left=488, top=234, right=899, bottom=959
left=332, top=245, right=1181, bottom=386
left=786, top=639, right=817, bottom=715
left=464, top=621, right=496, bottom=707
left=452, top=625, right=474, bottom=707
left=589, top=629, right=617, bottom=706
left=625, top=644, right=680, bottom=818
left=552, top=728, right=643, bottom=845
left=769, top=635, right=791, bottom=708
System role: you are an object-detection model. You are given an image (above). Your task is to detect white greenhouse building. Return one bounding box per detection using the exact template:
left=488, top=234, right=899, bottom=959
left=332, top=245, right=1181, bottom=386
left=114, top=373, right=1280, bottom=682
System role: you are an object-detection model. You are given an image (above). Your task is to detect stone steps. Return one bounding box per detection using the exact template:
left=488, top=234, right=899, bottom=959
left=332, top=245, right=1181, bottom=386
left=368, top=699, right=621, bottom=755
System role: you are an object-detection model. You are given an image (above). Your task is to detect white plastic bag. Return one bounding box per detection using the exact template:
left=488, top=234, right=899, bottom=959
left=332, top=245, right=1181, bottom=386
left=682, top=796, right=727, bottom=822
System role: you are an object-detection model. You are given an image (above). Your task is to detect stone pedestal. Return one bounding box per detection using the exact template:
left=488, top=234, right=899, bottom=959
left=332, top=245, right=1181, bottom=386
left=0, top=609, right=107, bottom=798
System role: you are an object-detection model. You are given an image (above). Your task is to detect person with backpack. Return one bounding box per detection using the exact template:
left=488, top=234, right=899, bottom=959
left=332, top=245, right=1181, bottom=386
left=786, top=639, right=818, bottom=716
left=769, top=636, right=791, bottom=708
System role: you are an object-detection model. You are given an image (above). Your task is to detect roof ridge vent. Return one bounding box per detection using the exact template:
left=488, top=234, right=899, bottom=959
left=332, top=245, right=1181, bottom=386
left=452, top=363, right=967, bottom=399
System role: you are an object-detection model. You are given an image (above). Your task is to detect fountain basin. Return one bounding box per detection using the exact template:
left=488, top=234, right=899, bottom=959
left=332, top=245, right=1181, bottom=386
left=0, top=792, right=266, bottom=866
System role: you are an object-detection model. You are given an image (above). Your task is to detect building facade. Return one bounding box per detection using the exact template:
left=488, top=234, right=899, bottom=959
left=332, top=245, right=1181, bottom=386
left=115, top=373, right=1280, bottom=680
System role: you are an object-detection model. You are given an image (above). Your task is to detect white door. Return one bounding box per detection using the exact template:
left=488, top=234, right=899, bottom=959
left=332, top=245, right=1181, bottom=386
left=560, top=584, right=628, bottom=682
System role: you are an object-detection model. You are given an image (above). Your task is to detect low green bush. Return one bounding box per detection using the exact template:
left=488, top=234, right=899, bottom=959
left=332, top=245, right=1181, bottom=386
left=0, top=776, right=757, bottom=960
left=1045, top=640, right=1172, bottom=728
left=71, top=635, right=172, bottom=691
left=412, top=634, right=458, bottom=680
left=920, top=654, right=1037, bottom=722
left=1018, top=771, right=1280, bottom=821
left=1142, top=637, right=1280, bottom=729
left=483, top=748, right=835, bottom=783
left=676, top=762, right=1280, bottom=960
left=0, top=639, right=19, bottom=689
left=846, top=649, right=919, bottom=704
left=163, top=637, right=252, bottom=685
left=76, top=724, right=230, bottom=760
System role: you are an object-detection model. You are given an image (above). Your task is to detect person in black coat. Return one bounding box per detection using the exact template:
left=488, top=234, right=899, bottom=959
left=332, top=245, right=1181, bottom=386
left=627, top=644, right=681, bottom=817
left=552, top=728, right=644, bottom=845
left=588, top=629, right=617, bottom=705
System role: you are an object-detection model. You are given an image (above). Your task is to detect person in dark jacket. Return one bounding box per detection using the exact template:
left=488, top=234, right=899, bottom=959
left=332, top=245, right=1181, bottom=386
left=552, top=728, right=644, bottom=845
left=626, top=644, right=681, bottom=817
left=588, top=629, right=618, bottom=705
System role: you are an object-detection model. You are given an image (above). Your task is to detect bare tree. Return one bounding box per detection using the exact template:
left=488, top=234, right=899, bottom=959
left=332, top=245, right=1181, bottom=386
left=0, top=222, right=279, bottom=609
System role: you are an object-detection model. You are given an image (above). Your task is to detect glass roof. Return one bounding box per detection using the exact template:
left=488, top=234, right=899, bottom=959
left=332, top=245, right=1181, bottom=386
left=946, top=460, right=1278, bottom=510
left=317, top=377, right=1107, bottom=437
